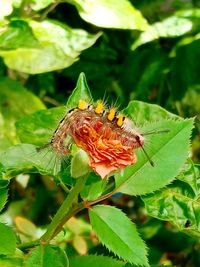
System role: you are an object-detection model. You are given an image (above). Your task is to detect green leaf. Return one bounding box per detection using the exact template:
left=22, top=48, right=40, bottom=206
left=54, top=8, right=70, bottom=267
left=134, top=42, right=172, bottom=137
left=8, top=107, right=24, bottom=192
left=0, top=20, right=40, bottom=50
left=16, top=107, right=65, bottom=146
left=132, top=16, right=193, bottom=50
left=0, top=223, right=16, bottom=255
left=89, top=205, right=148, bottom=266
left=81, top=173, right=107, bottom=201
left=142, top=179, right=200, bottom=238
left=0, top=19, right=101, bottom=74
left=0, top=144, right=63, bottom=178
left=123, top=100, right=178, bottom=125
left=0, top=187, right=8, bottom=212
left=0, top=77, right=45, bottom=153
left=178, top=160, right=200, bottom=196
left=23, top=244, right=68, bottom=267
left=114, top=101, right=193, bottom=195
left=0, top=256, right=23, bottom=267
left=115, top=118, right=194, bottom=195
left=67, top=72, right=93, bottom=108
left=70, top=0, right=149, bottom=30
left=16, top=73, right=92, bottom=145
left=70, top=255, right=126, bottom=267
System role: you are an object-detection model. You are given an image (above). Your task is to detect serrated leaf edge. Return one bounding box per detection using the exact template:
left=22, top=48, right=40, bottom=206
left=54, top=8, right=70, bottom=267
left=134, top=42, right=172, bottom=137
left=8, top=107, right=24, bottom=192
left=89, top=205, right=149, bottom=267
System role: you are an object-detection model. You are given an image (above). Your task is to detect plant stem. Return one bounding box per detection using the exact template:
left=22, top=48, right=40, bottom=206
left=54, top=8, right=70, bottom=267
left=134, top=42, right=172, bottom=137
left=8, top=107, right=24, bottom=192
left=18, top=240, right=40, bottom=251
left=41, top=175, right=87, bottom=243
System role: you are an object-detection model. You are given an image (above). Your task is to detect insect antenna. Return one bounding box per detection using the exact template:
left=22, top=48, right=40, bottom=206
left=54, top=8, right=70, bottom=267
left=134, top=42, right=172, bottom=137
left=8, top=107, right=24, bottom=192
left=142, top=129, right=170, bottom=136
left=135, top=135, right=154, bottom=167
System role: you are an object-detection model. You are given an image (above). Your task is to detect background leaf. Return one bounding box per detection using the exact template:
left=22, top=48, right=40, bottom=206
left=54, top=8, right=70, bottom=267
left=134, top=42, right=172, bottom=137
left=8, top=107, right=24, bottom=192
left=0, top=77, right=45, bottom=153
left=70, top=0, right=149, bottom=30
left=132, top=16, right=193, bottom=50
left=30, top=0, right=54, bottom=11
left=0, top=223, right=16, bottom=255
left=89, top=205, right=148, bottom=266
left=0, top=20, right=40, bottom=50
left=0, top=20, right=101, bottom=74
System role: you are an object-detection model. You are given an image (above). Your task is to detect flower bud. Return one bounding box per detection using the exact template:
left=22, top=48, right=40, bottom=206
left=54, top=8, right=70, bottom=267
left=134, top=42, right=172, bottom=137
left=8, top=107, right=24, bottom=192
left=70, top=149, right=90, bottom=178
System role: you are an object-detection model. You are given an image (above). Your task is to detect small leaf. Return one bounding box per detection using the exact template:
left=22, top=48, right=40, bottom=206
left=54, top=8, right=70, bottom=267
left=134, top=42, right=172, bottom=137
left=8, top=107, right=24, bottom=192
left=23, top=244, right=68, bottom=267
left=67, top=72, right=93, bottom=108
left=81, top=173, right=106, bottom=201
left=70, top=255, right=126, bottom=267
left=70, top=0, right=149, bottom=30
left=0, top=223, right=16, bottom=255
left=89, top=205, right=148, bottom=266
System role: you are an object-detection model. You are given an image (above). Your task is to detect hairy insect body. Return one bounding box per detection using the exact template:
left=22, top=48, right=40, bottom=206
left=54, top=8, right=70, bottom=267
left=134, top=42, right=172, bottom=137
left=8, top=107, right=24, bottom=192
left=49, top=99, right=144, bottom=157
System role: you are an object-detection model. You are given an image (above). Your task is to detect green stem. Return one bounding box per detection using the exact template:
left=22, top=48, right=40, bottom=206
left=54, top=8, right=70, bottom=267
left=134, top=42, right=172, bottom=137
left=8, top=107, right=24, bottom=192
left=18, top=240, right=40, bottom=251
left=41, top=175, right=87, bottom=243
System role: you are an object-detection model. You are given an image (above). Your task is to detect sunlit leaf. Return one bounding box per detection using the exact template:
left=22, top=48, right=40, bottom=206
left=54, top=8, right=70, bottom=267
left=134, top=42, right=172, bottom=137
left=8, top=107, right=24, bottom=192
left=0, top=223, right=16, bottom=255
left=0, top=19, right=101, bottom=74
left=89, top=205, right=148, bottom=266
left=30, top=0, right=54, bottom=11
left=70, top=0, right=149, bottom=30
left=0, top=0, right=13, bottom=19
left=0, top=20, right=40, bottom=50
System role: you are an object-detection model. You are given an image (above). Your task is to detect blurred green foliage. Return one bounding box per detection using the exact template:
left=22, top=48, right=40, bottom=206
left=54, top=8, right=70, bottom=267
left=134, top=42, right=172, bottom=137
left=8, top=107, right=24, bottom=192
left=0, top=0, right=199, bottom=266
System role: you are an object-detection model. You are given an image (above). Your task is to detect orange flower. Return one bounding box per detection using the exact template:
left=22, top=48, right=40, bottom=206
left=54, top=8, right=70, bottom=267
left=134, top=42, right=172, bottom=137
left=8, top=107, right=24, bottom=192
left=70, top=115, right=139, bottom=179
